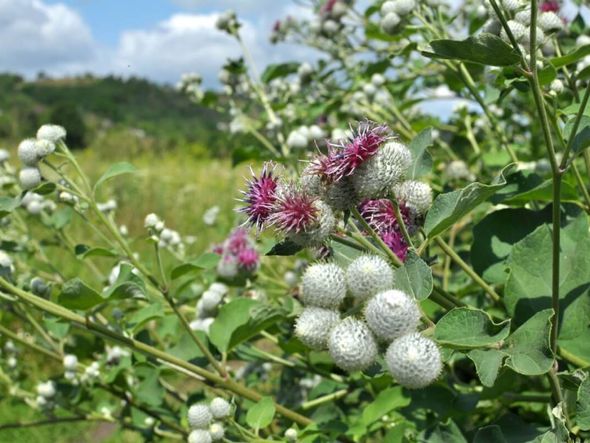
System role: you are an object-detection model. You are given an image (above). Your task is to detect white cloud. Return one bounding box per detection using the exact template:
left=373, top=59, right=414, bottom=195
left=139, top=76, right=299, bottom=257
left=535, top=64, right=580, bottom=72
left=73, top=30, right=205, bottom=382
left=0, top=0, right=96, bottom=74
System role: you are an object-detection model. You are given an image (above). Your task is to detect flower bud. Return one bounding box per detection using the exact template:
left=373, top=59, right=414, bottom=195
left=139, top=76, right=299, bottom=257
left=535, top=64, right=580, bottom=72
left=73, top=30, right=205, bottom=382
left=209, top=397, right=231, bottom=419
left=538, top=11, right=563, bottom=32
left=18, top=139, right=38, bottom=166
left=385, top=333, right=442, bottom=389
left=188, top=430, right=212, bottom=443
left=63, top=354, right=78, bottom=371
left=19, top=167, right=42, bottom=190
left=328, top=318, right=378, bottom=372
left=346, top=255, right=394, bottom=301
left=380, top=12, right=400, bottom=35
left=209, top=423, right=224, bottom=441
left=295, top=306, right=340, bottom=350
left=393, top=180, right=432, bottom=216
left=300, top=262, right=346, bottom=308
left=37, top=124, right=66, bottom=142
left=188, top=404, right=213, bottom=429
left=365, top=290, right=421, bottom=341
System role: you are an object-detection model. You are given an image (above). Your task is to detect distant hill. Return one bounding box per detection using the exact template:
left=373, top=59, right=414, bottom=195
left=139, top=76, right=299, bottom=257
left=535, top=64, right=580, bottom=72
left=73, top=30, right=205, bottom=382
left=0, top=73, right=224, bottom=156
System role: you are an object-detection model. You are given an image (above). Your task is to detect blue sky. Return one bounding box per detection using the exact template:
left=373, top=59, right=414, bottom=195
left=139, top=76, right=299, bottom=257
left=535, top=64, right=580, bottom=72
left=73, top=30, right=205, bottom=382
left=0, top=0, right=313, bottom=86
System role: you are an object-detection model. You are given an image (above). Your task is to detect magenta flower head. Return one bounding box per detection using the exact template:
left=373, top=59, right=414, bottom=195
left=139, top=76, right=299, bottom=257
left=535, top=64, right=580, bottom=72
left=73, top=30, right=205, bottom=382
left=381, top=230, right=408, bottom=262
left=359, top=199, right=413, bottom=234
left=237, top=248, right=259, bottom=272
left=324, top=121, right=392, bottom=182
left=239, top=162, right=279, bottom=229
left=269, top=185, right=318, bottom=235
left=540, top=1, right=559, bottom=12
left=226, top=227, right=250, bottom=254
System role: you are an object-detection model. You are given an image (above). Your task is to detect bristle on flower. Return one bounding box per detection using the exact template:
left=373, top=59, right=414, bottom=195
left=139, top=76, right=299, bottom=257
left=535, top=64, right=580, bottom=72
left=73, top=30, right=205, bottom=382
left=239, top=163, right=279, bottom=229
left=323, top=121, right=392, bottom=182
left=268, top=186, right=318, bottom=235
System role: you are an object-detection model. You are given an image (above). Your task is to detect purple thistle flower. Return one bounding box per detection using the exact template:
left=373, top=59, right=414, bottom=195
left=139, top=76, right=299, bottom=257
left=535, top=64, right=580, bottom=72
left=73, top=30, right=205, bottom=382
left=381, top=230, right=408, bottom=262
left=239, top=163, right=279, bottom=229
left=237, top=248, right=259, bottom=272
left=358, top=199, right=412, bottom=233
left=226, top=227, right=250, bottom=254
left=323, top=122, right=391, bottom=182
left=268, top=187, right=318, bottom=235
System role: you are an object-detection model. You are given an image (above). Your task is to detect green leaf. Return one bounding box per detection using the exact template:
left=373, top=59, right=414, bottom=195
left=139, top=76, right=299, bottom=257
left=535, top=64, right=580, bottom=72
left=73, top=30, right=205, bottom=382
left=421, top=419, right=468, bottom=442
left=0, top=196, right=21, bottom=219
left=58, top=278, right=104, bottom=310
left=393, top=251, right=433, bottom=301
left=550, top=44, right=590, bottom=68
left=538, top=64, right=556, bottom=86
left=93, top=162, right=136, bottom=194
left=105, top=263, right=145, bottom=300
left=261, top=62, right=300, bottom=83
left=423, top=33, right=520, bottom=66
left=435, top=308, right=510, bottom=348
left=48, top=207, right=73, bottom=229
left=228, top=304, right=285, bottom=350
left=408, top=128, right=433, bottom=179
left=265, top=239, right=303, bottom=256
left=473, top=425, right=507, bottom=443
left=564, top=115, right=590, bottom=155
left=246, top=396, right=276, bottom=431
left=491, top=170, right=580, bottom=204
left=170, top=253, right=220, bottom=280
left=168, top=329, right=208, bottom=361
left=75, top=244, right=118, bottom=259
left=127, top=303, right=164, bottom=334
left=471, top=207, right=551, bottom=284
left=503, top=309, right=554, bottom=376
left=209, top=298, right=258, bottom=352
left=467, top=349, right=505, bottom=387
left=135, top=366, right=164, bottom=407
left=32, top=182, right=56, bottom=195
left=576, top=377, right=590, bottom=431
left=505, top=214, right=590, bottom=356
left=424, top=164, right=515, bottom=237
left=360, top=387, right=410, bottom=427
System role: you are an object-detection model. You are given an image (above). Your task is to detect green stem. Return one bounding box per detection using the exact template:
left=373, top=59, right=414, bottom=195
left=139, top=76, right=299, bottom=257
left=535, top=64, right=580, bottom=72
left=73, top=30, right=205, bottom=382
left=351, top=207, right=403, bottom=267
left=0, top=277, right=313, bottom=427
left=0, top=324, right=58, bottom=361
left=301, top=389, right=348, bottom=410
left=434, top=237, right=501, bottom=303
left=391, top=199, right=414, bottom=249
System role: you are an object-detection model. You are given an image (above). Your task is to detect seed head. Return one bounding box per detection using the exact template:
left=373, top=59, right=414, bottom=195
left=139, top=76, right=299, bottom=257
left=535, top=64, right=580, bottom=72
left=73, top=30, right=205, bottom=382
left=209, top=397, right=231, bottom=419
left=501, top=20, right=527, bottom=43
left=295, top=306, right=340, bottom=350
left=18, top=139, right=39, bottom=166
left=346, top=255, right=394, bottom=301
left=188, top=430, right=212, bottom=443
left=394, top=180, right=432, bottom=216
left=19, top=167, right=42, bottom=190
left=188, top=404, right=213, bottom=429
left=365, top=290, right=421, bottom=341
left=353, top=141, right=412, bottom=199
left=301, top=263, right=346, bottom=308
left=328, top=317, right=378, bottom=372
left=515, top=7, right=531, bottom=25
left=285, top=428, right=298, bottom=441
left=35, top=139, right=55, bottom=157
left=37, top=124, right=66, bottom=142
left=385, top=333, right=442, bottom=389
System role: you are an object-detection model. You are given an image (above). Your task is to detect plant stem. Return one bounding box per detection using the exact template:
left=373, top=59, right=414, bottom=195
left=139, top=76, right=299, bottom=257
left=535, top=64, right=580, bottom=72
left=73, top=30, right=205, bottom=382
left=434, top=237, right=500, bottom=303
left=351, top=207, right=403, bottom=267
left=0, top=324, right=58, bottom=361
left=0, top=416, right=108, bottom=431
left=301, top=389, right=348, bottom=410
left=0, top=277, right=313, bottom=427
left=391, top=200, right=414, bottom=249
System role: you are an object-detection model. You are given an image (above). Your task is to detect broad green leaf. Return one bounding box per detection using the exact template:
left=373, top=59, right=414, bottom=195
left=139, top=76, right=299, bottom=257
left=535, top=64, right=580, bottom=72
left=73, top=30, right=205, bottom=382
left=359, top=386, right=410, bottom=427
left=473, top=425, right=507, bottom=443
left=75, top=244, right=118, bottom=259
left=168, top=330, right=208, bottom=361
left=467, top=349, right=505, bottom=387
left=550, top=44, right=590, bottom=68
left=261, top=62, right=300, bottom=83
left=576, top=377, right=590, bottom=430
left=394, top=251, right=433, bottom=301
left=246, top=396, right=276, bottom=431
left=471, top=207, right=551, bottom=284
left=134, top=366, right=164, bottom=407
left=127, top=303, right=164, bottom=334
left=423, top=33, right=520, bottom=66
left=32, top=182, right=56, bottom=195
left=265, top=239, right=303, bottom=256
left=538, top=64, right=556, bottom=86
left=424, top=164, right=515, bottom=237
left=0, top=196, right=21, bottom=219
left=503, top=309, right=554, bottom=376
left=564, top=115, right=590, bottom=156
left=93, top=162, right=136, bottom=194
left=228, top=304, right=286, bottom=350
left=105, top=263, right=145, bottom=300
left=421, top=419, right=468, bottom=443
left=209, top=298, right=258, bottom=352
left=170, top=253, right=220, bottom=280
left=435, top=308, right=510, bottom=348
left=505, top=214, right=590, bottom=356
left=58, top=278, right=104, bottom=310
left=408, top=128, right=433, bottom=179
left=48, top=207, right=73, bottom=229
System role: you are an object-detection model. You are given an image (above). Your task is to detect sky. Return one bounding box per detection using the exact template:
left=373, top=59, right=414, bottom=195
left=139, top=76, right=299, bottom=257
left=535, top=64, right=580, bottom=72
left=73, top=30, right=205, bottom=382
left=0, top=0, right=317, bottom=87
